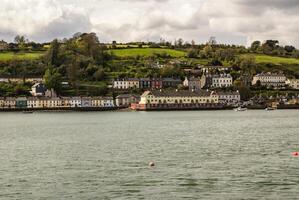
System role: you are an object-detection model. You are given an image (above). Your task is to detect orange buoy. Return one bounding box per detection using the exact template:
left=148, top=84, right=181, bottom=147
left=292, top=152, right=299, bottom=156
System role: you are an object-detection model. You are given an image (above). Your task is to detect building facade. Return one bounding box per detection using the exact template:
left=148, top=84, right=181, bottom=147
left=288, top=79, right=299, bottom=90
left=136, top=90, right=219, bottom=110
left=212, top=74, right=233, bottom=88
left=183, top=77, right=202, bottom=91
left=252, top=73, right=287, bottom=88
left=218, top=91, right=241, bottom=106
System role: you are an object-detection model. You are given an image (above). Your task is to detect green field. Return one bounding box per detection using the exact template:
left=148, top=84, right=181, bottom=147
left=242, top=54, right=299, bottom=65
left=108, top=48, right=186, bottom=58
left=0, top=52, right=44, bottom=61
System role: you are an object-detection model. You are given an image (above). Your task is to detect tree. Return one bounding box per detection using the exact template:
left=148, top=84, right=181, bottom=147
left=14, top=35, right=28, bottom=51
left=93, top=68, right=105, bottom=81
left=251, top=41, right=261, bottom=52
left=46, top=39, right=60, bottom=67
left=44, top=68, right=62, bottom=93
left=239, top=55, right=256, bottom=75
left=187, top=49, right=198, bottom=58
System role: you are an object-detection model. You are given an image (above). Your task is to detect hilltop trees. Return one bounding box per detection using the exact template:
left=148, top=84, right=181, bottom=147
left=44, top=68, right=62, bottom=93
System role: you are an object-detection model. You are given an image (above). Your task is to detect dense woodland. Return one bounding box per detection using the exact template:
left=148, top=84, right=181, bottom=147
left=0, top=33, right=299, bottom=98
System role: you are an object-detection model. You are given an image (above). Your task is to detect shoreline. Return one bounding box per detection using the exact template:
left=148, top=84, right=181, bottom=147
left=1, top=105, right=299, bottom=112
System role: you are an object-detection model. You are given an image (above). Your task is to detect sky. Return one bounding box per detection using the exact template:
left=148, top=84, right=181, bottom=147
left=0, top=0, right=299, bottom=47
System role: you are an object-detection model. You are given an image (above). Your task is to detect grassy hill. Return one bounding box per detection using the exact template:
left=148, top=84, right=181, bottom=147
left=108, top=48, right=186, bottom=58
left=241, top=54, right=299, bottom=65
left=0, top=52, right=44, bottom=61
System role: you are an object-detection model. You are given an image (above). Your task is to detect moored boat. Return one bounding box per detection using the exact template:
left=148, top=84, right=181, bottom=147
left=234, top=107, right=247, bottom=112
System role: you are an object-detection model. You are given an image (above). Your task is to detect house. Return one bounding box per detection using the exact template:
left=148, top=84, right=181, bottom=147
left=252, top=73, right=287, bottom=88
left=200, top=66, right=229, bottom=74
left=287, top=79, right=299, bottom=90
left=0, top=97, right=4, bottom=108
left=151, top=78, right=163, bottom=89
left=137, top=90, right=219, bottom=110
left=61, top=97, right=71, bottom=107
left=30, top=83, right=47, bottom=96
left=162, top=78, right=181, bottom=88
left=70, top=97, right=82, bottom=107
left=4, top=97, right=16, bottom=108
left=139, top=78, right=152, bottom=89
left=116, top=94, right=141, bottom=107
left=47, top=97, right=62, bottom=108
left=92, top=97, right=115, bottom=107
left=39, top=97, right=50, bottom=108
left=101, top=97, right=114, bottom=107
left=201, top=74, right=213, bottom=89
left=82, top=97, right=92, bottom=107
left=113, top=79, right=129, bottom=90
left=218, top=91, right=241, bottom=106
left=15, top=97, right=27, bottom=108
left=27, top=97, right=39, bottom=108
left=127, top=78, right=140, bottom=89
left=212, top=74, right=233, bottom=88
left=183, top=77, right=202, bottom=91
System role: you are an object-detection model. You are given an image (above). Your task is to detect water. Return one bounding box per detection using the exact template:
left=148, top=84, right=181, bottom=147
left=0, top=110, right=299, bottom=199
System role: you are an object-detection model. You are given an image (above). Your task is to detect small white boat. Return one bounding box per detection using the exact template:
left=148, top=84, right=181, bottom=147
left=234, top=107, right=247, bottom=112
left=22, top=111, right=34, bottom=114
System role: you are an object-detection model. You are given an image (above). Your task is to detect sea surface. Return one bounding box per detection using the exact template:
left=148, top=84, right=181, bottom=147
left=0, top=110, right=299, bottom=199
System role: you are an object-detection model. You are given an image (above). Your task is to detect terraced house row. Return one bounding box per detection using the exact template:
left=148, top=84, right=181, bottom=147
left=0, top=97, right=114, bottom=109
left=113, top=78, right=181, bottom=90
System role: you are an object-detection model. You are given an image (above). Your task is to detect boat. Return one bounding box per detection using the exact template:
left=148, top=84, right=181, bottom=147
left=234, top=107, right=247, bottom=112
left=265, top=107, right=277, bottom=111
left=22, top=111, right=34, bottom=114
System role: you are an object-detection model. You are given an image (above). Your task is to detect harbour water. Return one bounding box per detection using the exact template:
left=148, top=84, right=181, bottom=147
left=0, top=110, right=299, bottom=199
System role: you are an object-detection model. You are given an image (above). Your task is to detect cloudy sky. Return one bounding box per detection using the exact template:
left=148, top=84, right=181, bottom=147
left=0, top=0, right=299, bottom=46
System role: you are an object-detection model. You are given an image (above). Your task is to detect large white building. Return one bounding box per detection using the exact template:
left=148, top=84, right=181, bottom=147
left=113, top=78, right=139, bottom=89
left=212, top=74, right=233, bottom=88
left=139, top=90, right=219, bottom=106
left=287, top=79, right=299, bottom=90
left=252, top=73, right=287, bottom=88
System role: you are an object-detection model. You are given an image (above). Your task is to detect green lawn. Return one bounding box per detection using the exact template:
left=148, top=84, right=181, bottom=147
left=0, top=52, right=44, bottom=61
left=244, top=54, right=299, bottom=65
left=108, top=48, right=186, bottom=58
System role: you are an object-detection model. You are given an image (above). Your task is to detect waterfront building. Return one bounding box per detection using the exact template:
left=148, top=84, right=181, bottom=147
left=61, top=97, right=71, bottom=107
left=47, top=97, right=62, bottom=108
left=92, top=97, right=114, bottom=107
left=116, top=94, right=141, bottom=107
left=287, top=79, right=299, bottom=90
left=252, top=73, right=287, bottom=88
left=136, top=90, right=219, bottom=110
left=81, top=97, right=92, bottom=107
left=212, top=74, right=233, bottom=88
left=183, top=77, right=202, bottom=91
left=218, top=91, right=241, bottom=106
left=0, top=97, right=4, bottom=108
left=4, top=97, right=16, bottom=108
left=30, top=83, right=47, bottom=96
left=16, top=97, right=27, bottom=108
left=70, top=97, right=82, bottom=108
left=27, top=97, right=39, bottom=108
left=102, top=97, right=114, bottom=107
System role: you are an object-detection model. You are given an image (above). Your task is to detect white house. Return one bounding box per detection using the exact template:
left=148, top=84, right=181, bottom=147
left=30, top=83, right=47, bottom=96
left=92, top=97, right=114, bottom=107
left=183, top=77, right=202, bottom=91
left=252, top=73, right=287, bottom=88
left=0, top=97, right=4, bottom=108
left=4, top=97, right=16, bottom=108
left=212, top=74, right=233, bottom=88
left=70, top=97, right=82, bottom=108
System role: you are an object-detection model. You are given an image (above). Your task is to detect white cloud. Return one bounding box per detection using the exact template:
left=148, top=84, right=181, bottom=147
left=0, top=0, right=298, bottom=47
